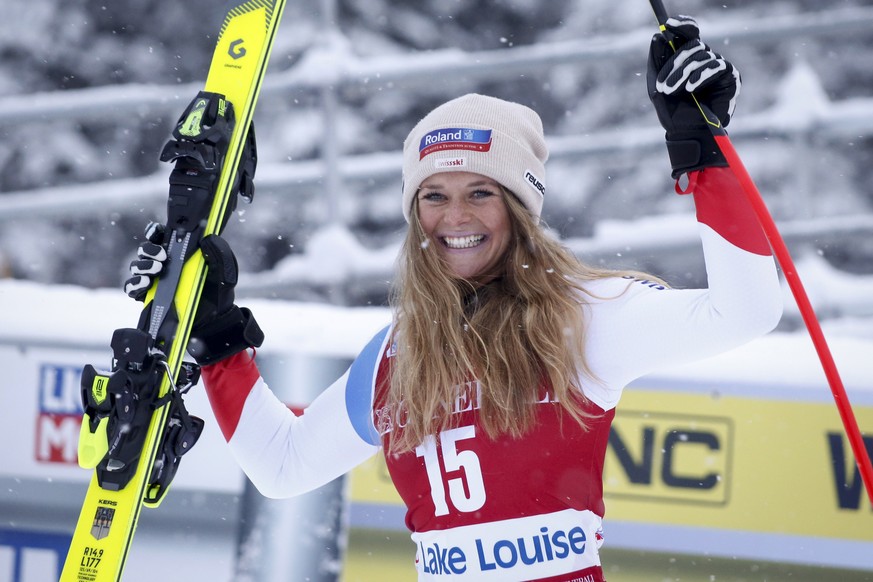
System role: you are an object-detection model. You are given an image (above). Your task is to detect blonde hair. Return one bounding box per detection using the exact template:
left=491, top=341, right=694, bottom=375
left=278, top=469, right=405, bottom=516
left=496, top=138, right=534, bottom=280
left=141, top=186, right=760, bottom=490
left=385, top=189, right=662, bottom=453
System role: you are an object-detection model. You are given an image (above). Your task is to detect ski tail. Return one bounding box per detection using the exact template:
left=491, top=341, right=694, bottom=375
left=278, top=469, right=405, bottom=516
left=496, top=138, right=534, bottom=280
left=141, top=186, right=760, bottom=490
left=61, top=2, right=286, bottom=581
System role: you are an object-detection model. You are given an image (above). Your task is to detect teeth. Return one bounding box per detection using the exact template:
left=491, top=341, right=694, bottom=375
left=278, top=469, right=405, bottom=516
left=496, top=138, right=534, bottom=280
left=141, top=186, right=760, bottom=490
left=444, top=235, right=484, bottom=249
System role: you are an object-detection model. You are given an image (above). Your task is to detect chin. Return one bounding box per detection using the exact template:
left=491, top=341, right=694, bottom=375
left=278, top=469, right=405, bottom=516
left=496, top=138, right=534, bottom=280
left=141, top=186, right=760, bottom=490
left=451, top=267, right=501, bottom=284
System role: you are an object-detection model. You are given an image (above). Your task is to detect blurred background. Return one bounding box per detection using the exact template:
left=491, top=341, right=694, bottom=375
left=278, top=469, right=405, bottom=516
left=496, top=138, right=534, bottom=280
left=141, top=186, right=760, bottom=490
left=1, top=0, right=872, bottom=306
left=1, top=0, right=872, bottom=580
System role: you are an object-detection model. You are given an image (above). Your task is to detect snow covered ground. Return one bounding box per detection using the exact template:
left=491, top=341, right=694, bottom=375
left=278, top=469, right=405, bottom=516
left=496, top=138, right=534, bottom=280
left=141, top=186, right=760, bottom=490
left=1, top=2, right=872, bottom=579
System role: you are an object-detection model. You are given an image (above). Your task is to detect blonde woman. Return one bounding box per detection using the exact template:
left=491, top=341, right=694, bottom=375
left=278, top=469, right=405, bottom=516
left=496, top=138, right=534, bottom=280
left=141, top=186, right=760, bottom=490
left=127, top=17, right=782, bottom=581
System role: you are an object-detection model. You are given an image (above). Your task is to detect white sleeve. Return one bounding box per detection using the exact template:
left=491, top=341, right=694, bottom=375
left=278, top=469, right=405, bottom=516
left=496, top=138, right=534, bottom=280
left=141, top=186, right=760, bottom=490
left=582, top=222, right=782, bottom=410
left=223, top=326, right=392, bottom=498
left=228, top=368, right=380, bottom=498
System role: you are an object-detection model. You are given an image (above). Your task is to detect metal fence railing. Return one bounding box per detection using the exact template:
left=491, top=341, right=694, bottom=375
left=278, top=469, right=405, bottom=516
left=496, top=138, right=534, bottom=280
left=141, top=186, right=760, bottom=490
left=2, top=6, right=873, bottom=222
left=1, top=5, right=871, bottom=311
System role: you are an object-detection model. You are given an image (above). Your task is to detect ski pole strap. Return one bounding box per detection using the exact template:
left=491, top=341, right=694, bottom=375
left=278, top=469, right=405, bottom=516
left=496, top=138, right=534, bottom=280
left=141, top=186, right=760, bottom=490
left=665, top=133, right=728, bottom=179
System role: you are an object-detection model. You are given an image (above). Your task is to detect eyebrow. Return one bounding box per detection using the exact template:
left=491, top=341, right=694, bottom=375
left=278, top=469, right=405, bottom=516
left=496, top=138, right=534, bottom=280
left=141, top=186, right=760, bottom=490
left=419, top=179, right=499, bottom=190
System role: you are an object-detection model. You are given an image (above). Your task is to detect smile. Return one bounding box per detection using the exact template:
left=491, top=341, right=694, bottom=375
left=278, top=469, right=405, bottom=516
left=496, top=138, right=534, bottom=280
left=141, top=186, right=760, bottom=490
left=443, top=235, right=485, bottom=249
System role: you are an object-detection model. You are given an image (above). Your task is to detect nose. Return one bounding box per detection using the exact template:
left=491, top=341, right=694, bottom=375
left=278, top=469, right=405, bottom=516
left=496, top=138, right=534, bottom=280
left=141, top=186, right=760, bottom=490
left=444, top=197, right=472, bottom=225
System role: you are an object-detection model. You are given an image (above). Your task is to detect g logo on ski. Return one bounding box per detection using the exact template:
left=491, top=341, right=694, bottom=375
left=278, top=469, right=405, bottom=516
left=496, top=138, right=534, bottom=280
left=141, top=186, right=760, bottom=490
left=228, top=39, right=246, bottom=60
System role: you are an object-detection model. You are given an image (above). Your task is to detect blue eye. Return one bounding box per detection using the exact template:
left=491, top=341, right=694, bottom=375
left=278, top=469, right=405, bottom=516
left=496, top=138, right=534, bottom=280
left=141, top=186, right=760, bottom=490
left=420, top=191, right=445, bottom=201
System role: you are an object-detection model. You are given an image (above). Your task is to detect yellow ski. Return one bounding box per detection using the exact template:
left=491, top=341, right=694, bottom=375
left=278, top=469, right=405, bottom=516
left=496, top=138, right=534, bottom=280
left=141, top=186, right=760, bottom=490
left=61, top=2, right=286, bottom=580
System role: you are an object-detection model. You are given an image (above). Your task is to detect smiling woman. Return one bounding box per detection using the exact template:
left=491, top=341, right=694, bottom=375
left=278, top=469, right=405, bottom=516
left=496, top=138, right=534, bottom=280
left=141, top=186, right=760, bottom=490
left=415, top=172, right=512, bottom=282
left=124, top=20, right=785, bottom=580
left=388, top=94, right=664, bottom=458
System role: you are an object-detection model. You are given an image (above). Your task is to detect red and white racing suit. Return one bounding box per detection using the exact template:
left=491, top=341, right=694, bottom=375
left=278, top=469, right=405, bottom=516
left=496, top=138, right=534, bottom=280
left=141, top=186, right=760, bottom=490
left=201, top=167, right=783, bottom=581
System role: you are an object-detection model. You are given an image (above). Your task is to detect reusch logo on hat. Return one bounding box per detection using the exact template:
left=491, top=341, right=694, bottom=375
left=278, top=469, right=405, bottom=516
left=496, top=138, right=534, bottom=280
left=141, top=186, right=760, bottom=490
left=419, top=127, right=492, bottom=160
left=524, top=170, right=546, bottom=196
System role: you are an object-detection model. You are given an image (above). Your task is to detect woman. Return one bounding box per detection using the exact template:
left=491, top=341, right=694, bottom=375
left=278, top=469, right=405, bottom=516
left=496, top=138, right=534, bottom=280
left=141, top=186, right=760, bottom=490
left=127, top=17, right=782, bottom=581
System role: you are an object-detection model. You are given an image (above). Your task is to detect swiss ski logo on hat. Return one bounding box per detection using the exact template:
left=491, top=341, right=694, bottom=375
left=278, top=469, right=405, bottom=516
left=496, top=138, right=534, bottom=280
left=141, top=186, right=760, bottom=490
left=419, top=127, right=492, bottom=160
left=435, top=157, right=468, bottom=169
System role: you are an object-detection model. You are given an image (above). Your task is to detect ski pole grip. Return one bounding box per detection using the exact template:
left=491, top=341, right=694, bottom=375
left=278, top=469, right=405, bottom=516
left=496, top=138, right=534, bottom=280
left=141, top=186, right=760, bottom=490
left=649, top=0, right=669, bottom=26
left=648, top=0, right=725, bottom=133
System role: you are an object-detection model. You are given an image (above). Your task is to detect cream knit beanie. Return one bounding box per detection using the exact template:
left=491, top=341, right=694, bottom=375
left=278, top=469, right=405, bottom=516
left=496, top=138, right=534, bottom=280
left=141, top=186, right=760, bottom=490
left=401, top=94, right=548, bottom=222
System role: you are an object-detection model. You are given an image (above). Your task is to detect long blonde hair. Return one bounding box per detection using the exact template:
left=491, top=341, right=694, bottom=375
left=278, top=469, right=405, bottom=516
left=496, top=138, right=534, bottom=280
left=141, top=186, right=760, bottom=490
left=385, top=189, right=660, bottom=453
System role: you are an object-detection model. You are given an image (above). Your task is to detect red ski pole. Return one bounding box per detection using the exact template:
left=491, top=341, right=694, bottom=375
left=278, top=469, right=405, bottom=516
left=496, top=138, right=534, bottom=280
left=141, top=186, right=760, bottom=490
left=648, top=0, right=873, bottom=507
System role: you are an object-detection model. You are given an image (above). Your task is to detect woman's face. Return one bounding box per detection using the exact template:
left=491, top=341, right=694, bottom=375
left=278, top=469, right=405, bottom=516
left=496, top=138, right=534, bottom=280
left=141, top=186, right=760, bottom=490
left=416, top=171, right=512, bottom=282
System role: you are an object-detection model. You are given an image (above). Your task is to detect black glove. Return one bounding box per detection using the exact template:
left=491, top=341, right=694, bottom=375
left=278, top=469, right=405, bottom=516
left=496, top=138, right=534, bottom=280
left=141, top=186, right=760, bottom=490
left=186, top=234, right=264, bottom=365
left=123, top=224, right=263, bottom=365
left=647, top=15, right=741, bottom=178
